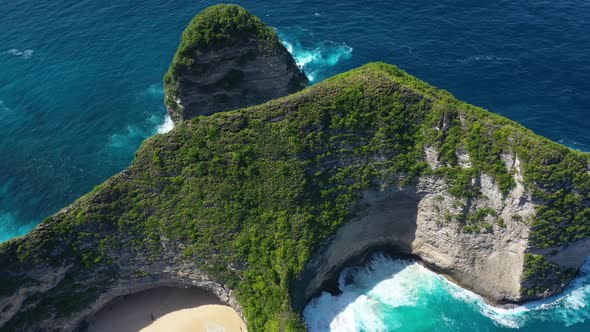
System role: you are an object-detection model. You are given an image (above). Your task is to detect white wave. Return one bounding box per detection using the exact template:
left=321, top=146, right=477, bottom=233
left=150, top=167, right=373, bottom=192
left=481, top=257, right=590, bottom=328
left=278, top=28, right=352, bottom=82
left=108, top=112, right=173, bottom=151
left=440, top=256, right=590, bottom=329
left=304, top=255, right=429, bottom=331
left=305, top=253, right=590, bottom=331
left=140, top=84, right=173, bottom=133
left=457, top=55, right=518, bottom=64
left=157, top=114, right=174, bottom=134
left=6, top=48, right=34, bottom=59
left=107, top=83, right=173, bottom=150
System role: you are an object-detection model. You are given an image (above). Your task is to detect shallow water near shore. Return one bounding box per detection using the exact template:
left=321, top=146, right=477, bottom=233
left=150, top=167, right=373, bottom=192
left=2, top=0, right=590, bottom=330
left=305, top=254, right=590, bottom=331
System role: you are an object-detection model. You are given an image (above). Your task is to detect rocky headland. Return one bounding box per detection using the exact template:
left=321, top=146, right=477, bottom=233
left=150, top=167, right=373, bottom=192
left=1, top=4, right=590, bottom=332
left=163, top=4, right=308, bottom=123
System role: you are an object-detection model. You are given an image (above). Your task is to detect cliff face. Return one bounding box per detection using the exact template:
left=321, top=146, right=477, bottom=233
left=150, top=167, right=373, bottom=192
left=293, top=174, right=533, bottom=310
left=293, top=146, right=581, bottom=309
left=163, top=5, right=308, bottom=123
left=2, top=62, right=589, bottom=331
left=1, top=10, right=590, bottom=331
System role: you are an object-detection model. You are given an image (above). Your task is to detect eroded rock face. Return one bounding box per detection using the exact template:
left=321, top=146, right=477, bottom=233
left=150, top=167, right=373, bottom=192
left=0, top=207, right=243, bottom=331
left=163, top=4, right=308, bottom=123
left=2, top=61, right=590, bottom=331
left=292, top=152, right=584, bottom=311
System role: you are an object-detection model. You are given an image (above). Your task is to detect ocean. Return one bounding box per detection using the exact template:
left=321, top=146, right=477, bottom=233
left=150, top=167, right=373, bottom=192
left=304, top=254, right=590, bottom=331
left=1, top=0, right=589, bottom=330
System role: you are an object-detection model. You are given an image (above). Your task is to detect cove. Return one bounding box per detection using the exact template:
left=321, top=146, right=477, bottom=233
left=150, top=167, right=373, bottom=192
left=305, top=254, right=590, bottom=331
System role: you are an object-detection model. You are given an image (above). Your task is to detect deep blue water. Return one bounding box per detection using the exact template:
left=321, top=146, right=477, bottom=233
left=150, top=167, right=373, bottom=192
left=1, top=0, right=590, bottom=330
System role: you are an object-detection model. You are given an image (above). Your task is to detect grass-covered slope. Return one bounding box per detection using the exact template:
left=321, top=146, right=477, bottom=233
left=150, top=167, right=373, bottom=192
left=163, top=4, right=300, bottom=121
left=1, top=63, right=589, bottom=331
left=165, top=4, right=277, bottom=78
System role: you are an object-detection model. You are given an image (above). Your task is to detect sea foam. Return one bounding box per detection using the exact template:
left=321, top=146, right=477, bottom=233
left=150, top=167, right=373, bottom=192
left=107, top=85, right=173, bottom=153
left=6, top=48, right=34, bottom=59
left=304, top=253, right=590, bottom=331
left=157, top=115, right=174, bottom=134
left=278, top=27, right=352, bottom=82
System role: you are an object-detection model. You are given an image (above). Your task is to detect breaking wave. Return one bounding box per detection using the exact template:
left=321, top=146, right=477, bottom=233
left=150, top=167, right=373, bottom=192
left=277, top=27, right=352, bottom=82
left=107, top=84, right=173, bottom=150
left=304, top=254, right=590, bottom=331
left=156, top=114, right=174, bottom=134
left=5, top=48, right=34, bottom=59
left=108, top=113, right=172, bottom=149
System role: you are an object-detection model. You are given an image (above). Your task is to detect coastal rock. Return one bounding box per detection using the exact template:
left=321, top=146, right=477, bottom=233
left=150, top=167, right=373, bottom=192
left=1, top=24, right=590, bottom=332
left=293, top=174, right=532, bottom=310
left=0, top=193, right=243, bottom=331
left=163, top=4, right=308, bottom=123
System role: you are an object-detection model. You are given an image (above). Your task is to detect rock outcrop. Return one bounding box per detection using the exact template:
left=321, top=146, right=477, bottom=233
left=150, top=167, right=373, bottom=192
left=292, top=176, right=532, bottom=311
left=1, top=8, right=590, bottom=331
left=163, top=4, right=308, bottom=123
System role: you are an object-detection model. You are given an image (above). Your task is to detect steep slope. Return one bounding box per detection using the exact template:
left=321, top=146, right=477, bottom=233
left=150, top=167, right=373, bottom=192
left=1, top=63, right=589, bottom=331
left=164, top=4, right=308, bottom=123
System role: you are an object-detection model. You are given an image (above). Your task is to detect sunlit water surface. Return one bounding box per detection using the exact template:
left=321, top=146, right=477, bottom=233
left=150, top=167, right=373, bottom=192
left=1, top=1, right=589, bottom=330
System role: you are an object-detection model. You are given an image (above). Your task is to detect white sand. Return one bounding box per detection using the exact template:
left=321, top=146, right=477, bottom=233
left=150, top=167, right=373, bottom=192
left=141, top=305, right=246, bottom=332
left=87, top=287, right=245, bottom=332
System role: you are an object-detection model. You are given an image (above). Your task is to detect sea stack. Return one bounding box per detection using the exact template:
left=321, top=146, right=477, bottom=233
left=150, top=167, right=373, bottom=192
left=163, top=4, right=308, bottom=123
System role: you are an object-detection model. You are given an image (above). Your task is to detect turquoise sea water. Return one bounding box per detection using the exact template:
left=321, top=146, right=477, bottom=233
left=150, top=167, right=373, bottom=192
left=305, top=254, right=590, bottom=331
left=1, top=0, right=589, bottom=330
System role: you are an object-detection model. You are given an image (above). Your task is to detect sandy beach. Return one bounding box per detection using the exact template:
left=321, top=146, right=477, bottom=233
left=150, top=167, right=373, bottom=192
left=141, top=305, right=245, bottom=332
left=87, top=286, right=245, bottom=332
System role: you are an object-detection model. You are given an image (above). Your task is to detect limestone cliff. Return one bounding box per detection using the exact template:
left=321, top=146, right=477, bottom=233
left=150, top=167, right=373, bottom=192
left=1, top=11, right=590, bottom=331
left=163, top=4, right=308, bottom=123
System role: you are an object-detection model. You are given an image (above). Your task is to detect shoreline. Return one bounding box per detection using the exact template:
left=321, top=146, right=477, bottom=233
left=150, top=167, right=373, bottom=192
left=141, top=305, right=246, bottom=332
left=306, top=247, right=540, bottom=310
left=87, top=286, right=245, bottom=332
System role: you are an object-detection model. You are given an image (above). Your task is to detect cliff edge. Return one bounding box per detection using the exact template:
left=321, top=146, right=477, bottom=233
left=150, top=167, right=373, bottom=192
left=163, top=4, right=308, bottom=123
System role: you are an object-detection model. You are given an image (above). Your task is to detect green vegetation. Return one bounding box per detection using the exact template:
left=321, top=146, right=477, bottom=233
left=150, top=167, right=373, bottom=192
left=521, top=253, right=576, bottom=297
left=174, top=4, right=276, bottom=53
left=0, top=268, right=113, bottom=331
left=164, top=4, right=282, bottom=111
left=526, top=148, right=590, bottom=246
left=523, top=253, right=556, bottom=280
left=462, top=224, right=481, bottom=233
left=441, top=207, right=498, bottom=233
left=2, top=62, right=589, bottom=330
left=468, top=208, right=497, bottom=223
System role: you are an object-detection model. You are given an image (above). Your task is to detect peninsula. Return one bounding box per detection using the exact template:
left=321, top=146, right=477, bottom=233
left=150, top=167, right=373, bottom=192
left=1, top=4, right=589, bottom=331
